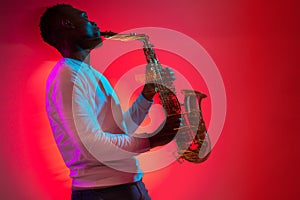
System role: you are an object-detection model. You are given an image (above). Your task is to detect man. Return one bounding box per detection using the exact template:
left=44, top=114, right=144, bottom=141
left=40, top=4, right=180, bottom=200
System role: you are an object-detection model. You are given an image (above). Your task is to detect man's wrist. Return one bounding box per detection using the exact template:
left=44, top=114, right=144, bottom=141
left=141, top=91, right=154, bottom=101
left=142, top=83, right=156, bottom=101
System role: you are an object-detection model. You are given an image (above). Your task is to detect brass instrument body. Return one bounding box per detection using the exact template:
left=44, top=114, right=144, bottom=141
left=178, top=90, right=211, bottom=163
left=102, top=31, right=211, bottom=163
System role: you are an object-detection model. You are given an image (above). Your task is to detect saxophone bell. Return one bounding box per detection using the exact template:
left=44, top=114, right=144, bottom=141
left=177, top=90, right=211, bottom=163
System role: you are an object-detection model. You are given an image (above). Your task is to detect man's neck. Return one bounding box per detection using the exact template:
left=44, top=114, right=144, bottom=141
left=67, top=50, right=91, bottom=65
left=59, top=42, right=91, bottom=65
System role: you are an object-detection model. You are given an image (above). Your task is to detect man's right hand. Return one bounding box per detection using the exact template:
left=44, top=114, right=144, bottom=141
left=148, top=114, right=181, bottom=148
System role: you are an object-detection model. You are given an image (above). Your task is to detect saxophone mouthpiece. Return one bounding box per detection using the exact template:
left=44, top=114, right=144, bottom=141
left=100, top=31, right=118, bottom=38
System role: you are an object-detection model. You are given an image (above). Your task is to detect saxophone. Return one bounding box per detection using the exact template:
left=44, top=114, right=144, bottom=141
left=101, top=31, right=211, bottom=163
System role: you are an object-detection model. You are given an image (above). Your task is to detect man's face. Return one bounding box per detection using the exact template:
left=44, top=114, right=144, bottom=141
left=64, top=7, right=102, bottom=50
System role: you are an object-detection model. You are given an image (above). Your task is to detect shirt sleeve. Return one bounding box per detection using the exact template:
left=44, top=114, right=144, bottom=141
left=52, top=66, right=150, bottom=162
left=123, top=94, right=153, bottom=135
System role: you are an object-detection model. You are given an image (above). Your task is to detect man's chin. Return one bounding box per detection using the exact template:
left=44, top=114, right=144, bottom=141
left=87, top=37, right=103, bottom=49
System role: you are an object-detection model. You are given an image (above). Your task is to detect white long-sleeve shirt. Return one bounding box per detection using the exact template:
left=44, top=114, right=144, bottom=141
left=46, top=58, right=152, bottom=188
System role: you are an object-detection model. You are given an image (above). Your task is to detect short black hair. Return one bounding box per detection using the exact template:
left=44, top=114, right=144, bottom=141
left=39, top=4, right=74, bottom=48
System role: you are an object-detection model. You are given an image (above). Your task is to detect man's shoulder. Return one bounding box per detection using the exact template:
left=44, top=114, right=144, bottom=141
left=56, top=58, right=86, bottom=73
left=47, top=58, right=88, bottom=86
left=45, top=59, right=91, bottom=100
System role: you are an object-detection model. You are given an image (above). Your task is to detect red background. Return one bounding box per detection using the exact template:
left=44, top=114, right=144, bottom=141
left=0, top=0, right=299, bottom=199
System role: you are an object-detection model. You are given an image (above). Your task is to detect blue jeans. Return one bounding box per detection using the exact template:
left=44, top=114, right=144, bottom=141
left=71, top=180, right=151, bottom=200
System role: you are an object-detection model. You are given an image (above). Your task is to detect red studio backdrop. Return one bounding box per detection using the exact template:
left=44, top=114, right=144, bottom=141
left=0, top=0, right=299, bottom=199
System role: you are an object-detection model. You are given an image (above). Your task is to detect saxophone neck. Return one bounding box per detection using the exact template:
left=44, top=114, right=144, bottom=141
left=103, top=32, right=149, bottom=42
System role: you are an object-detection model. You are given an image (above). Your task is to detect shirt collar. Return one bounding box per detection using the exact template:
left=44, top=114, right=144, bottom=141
left=63, top=58, right=91, bottom=69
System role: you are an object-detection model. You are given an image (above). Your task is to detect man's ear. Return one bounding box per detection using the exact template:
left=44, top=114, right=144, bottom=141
left=61, top=19, right=75, bottom=29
